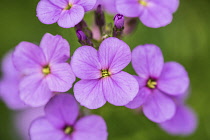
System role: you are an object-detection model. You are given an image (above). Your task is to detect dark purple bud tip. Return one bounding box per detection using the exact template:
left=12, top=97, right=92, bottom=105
left=114, top=14, right=124, bottom=29
left=76, top=30, right=87, bottom=41
left=95, top=5, right=105, bottom=27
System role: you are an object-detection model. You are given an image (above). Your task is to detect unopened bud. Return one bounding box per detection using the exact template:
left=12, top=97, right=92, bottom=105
left=114, top=14, right=124, bottom=29
left=76, top=30, right=93, bottom=46
left=95, top=5, right=105, bottom=27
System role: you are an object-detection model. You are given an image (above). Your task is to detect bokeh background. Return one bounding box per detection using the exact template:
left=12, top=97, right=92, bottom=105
left=0, top=0, right=210, bottom=139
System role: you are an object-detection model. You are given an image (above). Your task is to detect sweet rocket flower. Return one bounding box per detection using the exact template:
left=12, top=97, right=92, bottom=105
left=30, top=94, right=108, bottom=140
left=13, top=33, right=75, bottom=107
left=116, top=0, right=180, bottom=28
left=14, top=107, right=45, bottom=140
left=36, top=0, right=97, bottom=28
left=126, top=44, right=189, bottom=123
left=71, top=37, right=139, bottom=109
left=159, top=91, right=197, bottom=135
left=94, top=0, right=117, bottom=15
left=0, top=51, right=27, bottom=110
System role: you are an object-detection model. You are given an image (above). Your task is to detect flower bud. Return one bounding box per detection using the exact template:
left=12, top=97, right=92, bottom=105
left=76, top=30, right=93, bottom=46
left=114, top=14, right=124, bottom=29
left=94, top=5, right=105, bottom=27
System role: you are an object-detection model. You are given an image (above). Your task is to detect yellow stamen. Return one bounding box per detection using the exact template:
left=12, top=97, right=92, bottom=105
left=64, top=3, right=72, bottom=10
left=101, top=69, right=111, bottom=78
left=64, top=126, right=73, bottom=134
left=42, top=65, right=50, bottom=75
left=147, top=79, right=157, bottom=89
left=139, top=0, right=148, bottom=6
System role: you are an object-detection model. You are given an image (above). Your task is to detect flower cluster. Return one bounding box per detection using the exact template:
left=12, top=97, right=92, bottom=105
left=0, top=0, right=197, bottom=139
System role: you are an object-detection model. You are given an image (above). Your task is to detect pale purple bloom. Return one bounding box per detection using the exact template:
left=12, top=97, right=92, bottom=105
left=94, top=0, right=117, bottom=15
left=0, top=51, right=27, bottom=110
left=126, top=44, right=189, bottom=123
left=36, top=0, right=97, bottom=28
left=116, top=0, right=180, bottom=28
left=159, top=91, right=197, bottom=135
left=71, top=37, right=139, bottom=109
left=14, top=107, right=45, bottom=140
left=114, top=14, right=124, bottom=29
left=29, top=94, right=108, bottom=140
left=13, top=33, right=75, bottom=107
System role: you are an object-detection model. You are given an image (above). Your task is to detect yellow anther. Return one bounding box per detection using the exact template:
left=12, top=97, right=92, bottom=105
left=64, top=126, right=73, bottom=134
left=42, top=66, right=50, bottom=75
left=64, top=3, right=72, bottom=10
left=101, top=69, right=111, bottom=78
left=139, top=0, right=148, bottom=6
left=147, top=79, right=157, bottom=89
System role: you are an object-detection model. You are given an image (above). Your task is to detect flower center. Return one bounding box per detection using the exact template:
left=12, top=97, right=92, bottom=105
left=42, top=65, right=50, bottom=75
left=147, top=79, right=157, bottom=89
left=139, top=0, right=148, bottom=6
left=101, top=69, right=111, bottom=78
left=64, top=126, right=73, bottom=135
left=64, top=3, right=72, bottom=10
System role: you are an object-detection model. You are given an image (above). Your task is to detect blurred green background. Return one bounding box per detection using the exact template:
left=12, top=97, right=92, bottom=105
left=0, top=0, right=210, bottom=140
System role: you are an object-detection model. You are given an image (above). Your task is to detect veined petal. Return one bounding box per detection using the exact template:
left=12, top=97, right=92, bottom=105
left=40, top=33, right=70, bottom=64
left=37, top=0, right=62, bottom=24
left=132, top=44, right=164, bottom=79
left=116, top=0, right=143, bottom=17
left=30, top=117, right=66, bottom=140
left=140, top=2, right=173, bottom=28
left=71, top=46, right=101, bottom=79
left=19, top=73, right=52, bottom=107
left=77, top=0, right=97, bottom=11
left=98, top=37, right=131, bottom=74
left=74, top=79, right=106, bottom=109
left=126, top=87, right=151, bottom=109
left=143, top=90, right=176, bottom=123
left=152, top=0, right=179, bottom=13
left=159, top=105, right=197, bottom=135
left=49, top=0, right=68, bottom=8
left=13, top=42, right=46, bottom=75
left=58, top=5, right=84, bottom=28
left=46, top=63, right=75, bottom=92
left=45, top=94, right=79, bottom=128
left=103, top=71, right=139, bottom=106
left=73, top=115, right=108, bottom=140
left=158, top=62, right=190, bottom=96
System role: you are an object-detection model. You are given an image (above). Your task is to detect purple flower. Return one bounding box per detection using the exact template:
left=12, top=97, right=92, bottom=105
left=0, top=51, right=27, bottom=110
left=114, top=14, right=124, bottom=29
left=116, top=0, right=180, bottom=28
left=14, top=107, right=45, bottom=140
left=36, top=0, right=97, bottom=28
left=71, top=37, right=139, bottom=109
left=13, top=33, right=76, bottom=107
left=159, top=90, right=197, bottom=135
left=126, top=44, right=189, bottom=123
left=29, top=94, right=108, bottom=140
left=94, top=0, right=118, bottom=15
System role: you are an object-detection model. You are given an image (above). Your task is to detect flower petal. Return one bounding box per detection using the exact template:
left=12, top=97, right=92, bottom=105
left=30, top=117, right=66, bottom=140
left=132, top=44, right=164, bottom=79
left=103, top=71, right=139, bottom=106
left=152, top=0, right=179, bottom=13
left=74, top=79, right=106, bottom=109
left=73, top=115, right=108, bottom=140
left=45, top=94, right=79, bottom=128
left=49, top=0, right=68, bottom=8
left=40, top=33, right=70, bottom=64
left=19, top=73, right=52, bottom=107
left=71, top=46, right=101, bottom=79
left=140, top=3, right=173, bottom=28
left=143, top=90, right=176, bottom=123
left=158, top=62, right=190, bottom=96
left=36, top=0, right=62, bottom=24
left=98, top=37, right=131, bottom=74
left=159, top=105, right=197, bottom=135
left=77, top=0, right=97, bottom=11
left=46, top=63, right=75, bottom=92
left=126, top=87, right=151, bottom=109
left=116, top=0, right=143, bottom=17
left=58, top=5, right=84, bottom=28
left=13, top=42, right=46, bottom=75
